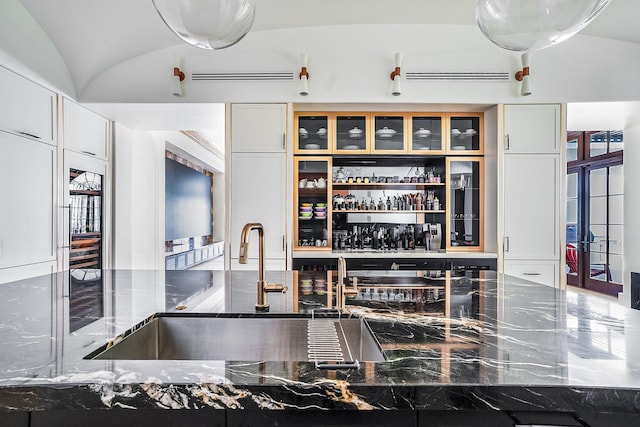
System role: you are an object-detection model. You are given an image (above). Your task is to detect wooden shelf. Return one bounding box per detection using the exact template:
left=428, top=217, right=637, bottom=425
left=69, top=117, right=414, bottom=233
left=333, top=209, right=445, bottom=214
left=333, top=182, right=444, bottom=188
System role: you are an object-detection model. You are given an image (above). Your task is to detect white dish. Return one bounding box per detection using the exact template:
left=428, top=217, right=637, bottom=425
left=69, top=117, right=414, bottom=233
left=452, top=146, right=466, bottom=150
left=465, top=128, right=477, bottom=136
left=348, top=127, right=363, bottom=135
left=298, top=127, right=308, bottom=135
left=317, top=128, right=327, bottom=136
left=342, top=144, right=360, bottom=150
left=304, top=143, right=320, bottom=149
left=451, top=128, right=461, bottom=136
left=376, top=127, right=397, bottom=137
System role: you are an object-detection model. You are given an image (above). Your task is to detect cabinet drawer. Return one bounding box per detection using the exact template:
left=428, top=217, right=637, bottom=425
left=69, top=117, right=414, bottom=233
left=0, top=66, right=56, bottom=145
left=504, top=260, right=558, bottom=288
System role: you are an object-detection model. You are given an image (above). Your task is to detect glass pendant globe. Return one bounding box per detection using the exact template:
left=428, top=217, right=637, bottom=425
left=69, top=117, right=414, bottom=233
left=476, top=0, right=610, bottom=51
left=152, top=0, right=255, bottom=50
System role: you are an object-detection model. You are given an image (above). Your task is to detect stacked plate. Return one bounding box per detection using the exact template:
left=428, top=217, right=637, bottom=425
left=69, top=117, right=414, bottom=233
left=300, top=203, right=313, bottom=219
left=314, top=203, right=326, bottom=219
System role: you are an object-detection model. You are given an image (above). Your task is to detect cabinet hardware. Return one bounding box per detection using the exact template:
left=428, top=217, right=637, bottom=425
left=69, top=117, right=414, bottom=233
left=523, top=272, right=541, bottom=276
left=504, top=134, right=510, bottom=150
left=50, top=96, right=55, bottom=141
left=18, top=131, right=41, bottom=139
left=81, top=150, right=97, bottom=156
left=282, top=235, right=285, bottom=252
left=282, top=133, right=286, bottom=150
left=504, top=236, right=510, bottom=252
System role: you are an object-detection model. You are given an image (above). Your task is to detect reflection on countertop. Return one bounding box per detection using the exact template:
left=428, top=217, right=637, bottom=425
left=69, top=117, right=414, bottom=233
left=1, top=269, right=640, bottom=416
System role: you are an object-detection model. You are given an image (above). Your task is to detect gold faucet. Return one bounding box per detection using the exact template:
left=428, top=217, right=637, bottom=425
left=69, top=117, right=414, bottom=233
left=336, top=256, right=358, bottom=311
left=239, top=223, right=286, bottom=312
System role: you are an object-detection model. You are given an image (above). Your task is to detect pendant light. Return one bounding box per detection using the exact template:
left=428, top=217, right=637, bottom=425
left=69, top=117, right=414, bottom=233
left=152, top=0, right=255, bottom=50
left=476, top=0, right=611, bottom=51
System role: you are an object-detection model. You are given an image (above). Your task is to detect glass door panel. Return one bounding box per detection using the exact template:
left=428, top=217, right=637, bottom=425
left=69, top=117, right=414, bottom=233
left=447, top=158, right=483, bottom=251
left=565, top=172, right=579, bottom=283
left=295, top=113, right=330, bottom=153
left=334, top=114, right=369, bottom=153
left=409, top=114, right=444, bottom=153
left=373, top=114, right=405, bottom=152
left=294, top=157, right=331, bottom=250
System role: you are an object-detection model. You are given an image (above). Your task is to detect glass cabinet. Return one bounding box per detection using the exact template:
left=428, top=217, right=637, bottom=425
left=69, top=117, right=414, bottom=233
left=334, top=113, right=370, bottom=153
left=294, top=113, right=331, bottom=154
left=294, top=157, right=332, bottom=250
left=446, top=157, right=483, bottom=251
left=372, top=113, right=407, bottom=153
left=446, top=113, right=483, bottom=154
left=408, top=113, right=445, bottom=154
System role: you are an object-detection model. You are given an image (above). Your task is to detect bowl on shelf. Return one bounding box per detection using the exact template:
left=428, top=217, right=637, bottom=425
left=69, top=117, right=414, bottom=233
left=317, top=128, right=327, bottom=138
left=413, top=128, right=431, bottom=138
left=314, top=207, right=326, bottom=212
left=301, top=203, right=313, bottom=207
left=304, top=143, right=320, bottom=149
left=300, top=206, right=312, bottom=212
left=375, top=127, right=397, bottom=138
left=315, top=202, right=327, bottom=208
left=300, top=211, right=312, bottom=217
left=348, top=126, right=363, bottom=135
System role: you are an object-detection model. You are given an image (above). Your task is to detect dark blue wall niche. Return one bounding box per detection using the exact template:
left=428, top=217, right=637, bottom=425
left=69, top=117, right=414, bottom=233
left=165, top=157, right=212, bottom=241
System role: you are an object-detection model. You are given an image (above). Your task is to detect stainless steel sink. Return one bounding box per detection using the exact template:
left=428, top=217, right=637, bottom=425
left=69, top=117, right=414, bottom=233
left=85, top=313, right=385, bottom=365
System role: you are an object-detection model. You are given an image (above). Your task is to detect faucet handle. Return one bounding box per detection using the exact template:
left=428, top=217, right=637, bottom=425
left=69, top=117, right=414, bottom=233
left=264, top=282, right=287, bottom=293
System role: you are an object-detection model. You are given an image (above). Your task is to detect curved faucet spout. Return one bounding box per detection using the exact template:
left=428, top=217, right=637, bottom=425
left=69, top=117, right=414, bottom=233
left=239, top=223, right=285, bottom=312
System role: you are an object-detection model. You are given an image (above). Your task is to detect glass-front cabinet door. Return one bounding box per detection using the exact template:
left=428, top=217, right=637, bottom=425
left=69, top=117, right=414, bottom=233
left=372, top=113, right=407, bottom=153
left=294, top=113, right=331, bottom=154
left=294, top=157, right=332, bottom=250
left=408, top=113, right=445, bottom=154
left=446, top=157, right=483, bottom=251
left=334, top=113, right=370, bottom=154
left=446, top=113, right=483, bottom=154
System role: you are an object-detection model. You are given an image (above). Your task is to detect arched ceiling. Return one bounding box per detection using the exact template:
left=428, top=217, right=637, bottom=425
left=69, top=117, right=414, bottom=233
left=18, top=0, right=640, bottom=100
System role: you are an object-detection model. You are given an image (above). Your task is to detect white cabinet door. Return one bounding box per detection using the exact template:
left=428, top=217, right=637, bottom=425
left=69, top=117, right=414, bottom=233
left=229, top=153, right=286, bottom=269
left=231, top=104, right=287, bottom=152
left=504, top=104, right=560, bottom=153
left=503, top=154, right=559, bottom=260
left=0, top=132, right=56, bottom=269
left=0, top=66, right=56, bottom=146
left=63, top=99, right=110, bottom=160
left=504, top=260, right=559, bottom=288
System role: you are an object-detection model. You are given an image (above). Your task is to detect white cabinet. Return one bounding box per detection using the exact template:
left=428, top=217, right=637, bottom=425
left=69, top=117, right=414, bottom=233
left=0, top=66, right=56, bottom=146
left=504, top=104, right=560, bottom=153
left=231, top=104, right=287, bottom=152
left=0, top=131, right=56, bottom=269
left=63, top=99, right=110, bottom=160
left=503, top=155, right=559, bottom=260
left=499, top=104, right=564, bottom=288
left=229, top=153, right=286, bottom=270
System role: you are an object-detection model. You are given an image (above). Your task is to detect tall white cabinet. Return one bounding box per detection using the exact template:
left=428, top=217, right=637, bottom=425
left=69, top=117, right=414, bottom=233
left=227, top=104, right=288, bottom=270
left=0, top=67, right=58, bottom=283
left=499, top=104, right=565, bottom=288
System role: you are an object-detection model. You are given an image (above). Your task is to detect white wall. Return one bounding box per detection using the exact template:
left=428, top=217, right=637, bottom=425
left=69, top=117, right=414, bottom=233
left=622, top=124, right=640, bottom=306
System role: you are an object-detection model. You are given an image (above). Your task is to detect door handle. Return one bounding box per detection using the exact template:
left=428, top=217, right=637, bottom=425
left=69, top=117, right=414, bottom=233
left=282, top=235, right=285, bottom=252
left=504, top=236, right=510, bottom=252
left=282, top=133, right=286, bottom=150
left=523, top=272, right=541, bottom=276
left=504, top=134, right=510, bottom=151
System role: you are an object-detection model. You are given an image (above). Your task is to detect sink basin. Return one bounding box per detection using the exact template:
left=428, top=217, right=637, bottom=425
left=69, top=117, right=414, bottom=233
left=85, top=313, right=386, bottom=365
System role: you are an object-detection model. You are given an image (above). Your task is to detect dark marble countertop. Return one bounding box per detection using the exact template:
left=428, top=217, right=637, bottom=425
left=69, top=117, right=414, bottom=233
left=1, top=269, right=640, bottom=415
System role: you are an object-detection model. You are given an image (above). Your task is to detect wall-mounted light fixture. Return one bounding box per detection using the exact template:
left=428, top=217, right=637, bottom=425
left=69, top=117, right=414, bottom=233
left=390, top=52, right=403, bottom=96
left=298, top=53, right=310, bottom=96
left=514, top=52, right=531, bottom=96
left=172, top=56, right=186, bottom=97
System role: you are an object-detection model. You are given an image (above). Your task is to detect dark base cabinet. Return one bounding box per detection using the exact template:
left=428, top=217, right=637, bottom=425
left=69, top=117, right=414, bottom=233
left=0, top=412, right=29, bottom=427
left=227, top=410, right=417, bottom=427
left=30, top=409, right=224, bottom=427
left=419, top=411, right=513, bottom=427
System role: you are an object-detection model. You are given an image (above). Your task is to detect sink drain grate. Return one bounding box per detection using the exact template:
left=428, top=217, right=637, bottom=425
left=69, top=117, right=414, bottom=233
left=307, top=312, right=360, bottom=369
left=307, top=319, right=345, bottom=362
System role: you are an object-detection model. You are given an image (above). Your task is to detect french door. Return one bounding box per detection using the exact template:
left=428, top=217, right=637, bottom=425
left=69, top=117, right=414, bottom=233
left=566, top=131, right=623, bottom=296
